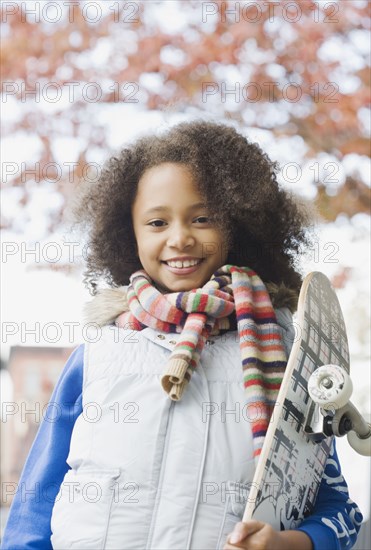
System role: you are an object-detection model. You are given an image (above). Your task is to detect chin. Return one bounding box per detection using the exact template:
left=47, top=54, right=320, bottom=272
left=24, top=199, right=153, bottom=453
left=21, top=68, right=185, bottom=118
left=177, top=280, right=204, bottom=292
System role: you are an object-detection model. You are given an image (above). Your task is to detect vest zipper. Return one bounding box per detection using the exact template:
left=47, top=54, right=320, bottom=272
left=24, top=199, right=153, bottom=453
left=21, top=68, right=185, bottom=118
left=145, top=399, right=175, bottom=549
left=185, top=365, right=211, bottom=549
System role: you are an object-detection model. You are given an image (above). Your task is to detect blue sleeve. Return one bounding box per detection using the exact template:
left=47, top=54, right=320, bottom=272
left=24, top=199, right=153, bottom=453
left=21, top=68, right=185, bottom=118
left=296, top=440, right=363, bottom=550
left=1, top=345, right=84, bottom=550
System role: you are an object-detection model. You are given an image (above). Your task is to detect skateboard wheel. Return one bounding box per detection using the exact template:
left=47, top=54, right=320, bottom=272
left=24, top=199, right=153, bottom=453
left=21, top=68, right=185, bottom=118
left=308, top=365, right=353, bottom=409
left=347, top=417, right=371, bottom=456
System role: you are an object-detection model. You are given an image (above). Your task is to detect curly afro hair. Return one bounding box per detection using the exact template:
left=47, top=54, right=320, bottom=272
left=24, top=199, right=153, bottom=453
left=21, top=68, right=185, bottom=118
left=74, top=120, right=311, bottom=296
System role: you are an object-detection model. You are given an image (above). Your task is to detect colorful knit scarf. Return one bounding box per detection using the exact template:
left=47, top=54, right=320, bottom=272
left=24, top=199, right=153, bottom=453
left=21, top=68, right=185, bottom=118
left=115, top=265, right=287, bottom=458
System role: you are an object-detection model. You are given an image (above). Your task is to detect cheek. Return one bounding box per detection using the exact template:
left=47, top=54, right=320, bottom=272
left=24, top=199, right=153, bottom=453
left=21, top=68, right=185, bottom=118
left=138, top=241, right=160, bottom=264
left=212, top=233, right=229, bottom=262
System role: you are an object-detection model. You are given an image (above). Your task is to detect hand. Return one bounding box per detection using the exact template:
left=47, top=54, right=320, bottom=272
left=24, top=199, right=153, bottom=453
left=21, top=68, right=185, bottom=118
left=223, top=521, right=313, bottom=550
left=223, top=521, right=280, bottom=550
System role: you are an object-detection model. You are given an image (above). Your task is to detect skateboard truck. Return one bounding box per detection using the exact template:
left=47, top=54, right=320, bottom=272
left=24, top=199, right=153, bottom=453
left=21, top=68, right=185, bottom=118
left=306, top=364, right=371, bottom=456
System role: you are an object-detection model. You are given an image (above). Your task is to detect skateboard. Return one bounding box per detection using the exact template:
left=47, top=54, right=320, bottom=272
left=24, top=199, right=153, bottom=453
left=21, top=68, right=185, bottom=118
left=242, top=271, right=371, bottom=530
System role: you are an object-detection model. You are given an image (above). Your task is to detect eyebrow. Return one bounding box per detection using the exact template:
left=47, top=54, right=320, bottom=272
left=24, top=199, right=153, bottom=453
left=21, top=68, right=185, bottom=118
left=143, top=202, right=207, bottom=215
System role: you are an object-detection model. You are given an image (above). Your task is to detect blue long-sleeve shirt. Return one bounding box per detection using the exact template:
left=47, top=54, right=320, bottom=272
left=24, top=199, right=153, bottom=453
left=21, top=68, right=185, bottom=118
left=2, top=345, right=363, bottom=549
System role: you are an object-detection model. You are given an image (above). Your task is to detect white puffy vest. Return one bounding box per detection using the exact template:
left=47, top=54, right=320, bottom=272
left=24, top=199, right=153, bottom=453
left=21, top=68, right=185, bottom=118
left=51, top=309, right=294, bottom=549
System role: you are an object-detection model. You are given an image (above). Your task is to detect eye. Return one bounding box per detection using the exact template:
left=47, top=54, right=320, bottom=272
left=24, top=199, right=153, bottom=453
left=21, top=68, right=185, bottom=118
left=194, top=216, right=210, bottom=224
left=148, top=220, right=166, bottom=227
left=194, top=216, right=209, bottom=224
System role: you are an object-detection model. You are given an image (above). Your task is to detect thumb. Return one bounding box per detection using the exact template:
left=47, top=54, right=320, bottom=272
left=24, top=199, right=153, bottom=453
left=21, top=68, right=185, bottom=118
left=228, top=520, right=264, bottom=544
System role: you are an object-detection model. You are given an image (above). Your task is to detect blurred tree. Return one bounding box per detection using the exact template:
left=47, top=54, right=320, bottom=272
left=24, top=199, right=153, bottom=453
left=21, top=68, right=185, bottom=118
left=1, top=0, right=370, bottom=233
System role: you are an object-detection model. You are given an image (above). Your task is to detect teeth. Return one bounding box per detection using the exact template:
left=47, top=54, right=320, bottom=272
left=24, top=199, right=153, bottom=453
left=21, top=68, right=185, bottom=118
left=167, top=259, right=201, bottom=268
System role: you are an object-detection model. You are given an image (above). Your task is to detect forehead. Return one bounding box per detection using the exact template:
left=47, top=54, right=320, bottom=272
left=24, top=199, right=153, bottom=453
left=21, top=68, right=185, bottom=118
left=133, top=163, right=205, bottom=210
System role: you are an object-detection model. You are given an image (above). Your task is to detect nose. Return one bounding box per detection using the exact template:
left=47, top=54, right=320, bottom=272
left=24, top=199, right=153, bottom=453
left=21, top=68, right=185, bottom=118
left=166, top=222, right=195, bottom=250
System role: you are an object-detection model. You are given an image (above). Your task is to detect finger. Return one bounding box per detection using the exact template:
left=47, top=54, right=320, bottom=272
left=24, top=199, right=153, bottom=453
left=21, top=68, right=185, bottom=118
left=228, top=520, right=265, bottom=544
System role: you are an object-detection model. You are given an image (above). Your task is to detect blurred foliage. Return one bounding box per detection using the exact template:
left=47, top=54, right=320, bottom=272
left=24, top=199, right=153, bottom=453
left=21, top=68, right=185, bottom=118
left=1, top=0, right=370, bottom=233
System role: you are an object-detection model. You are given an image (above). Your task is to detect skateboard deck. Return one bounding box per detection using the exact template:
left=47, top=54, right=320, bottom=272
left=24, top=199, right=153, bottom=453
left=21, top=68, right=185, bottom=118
left=242, top=271, right=350, bottom=529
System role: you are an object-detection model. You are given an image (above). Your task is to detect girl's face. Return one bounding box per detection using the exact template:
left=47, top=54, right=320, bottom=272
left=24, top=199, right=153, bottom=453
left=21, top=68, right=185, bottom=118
left=131, top=162, right=228, bottom=293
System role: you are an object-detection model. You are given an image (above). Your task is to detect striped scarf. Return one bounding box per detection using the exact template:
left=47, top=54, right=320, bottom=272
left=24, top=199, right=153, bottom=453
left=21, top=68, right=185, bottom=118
left=115, top=264, right=287, bottom=458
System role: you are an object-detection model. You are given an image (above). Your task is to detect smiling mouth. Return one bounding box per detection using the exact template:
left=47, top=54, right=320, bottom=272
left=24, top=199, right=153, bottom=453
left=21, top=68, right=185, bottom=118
left=163, top=259, right=204, bottom=268
left=161, top=259, right=205, bottom=274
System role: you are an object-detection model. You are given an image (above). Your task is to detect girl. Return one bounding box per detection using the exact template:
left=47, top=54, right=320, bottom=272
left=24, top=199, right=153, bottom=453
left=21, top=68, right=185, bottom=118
left=2, top=121, right=362, bottom=549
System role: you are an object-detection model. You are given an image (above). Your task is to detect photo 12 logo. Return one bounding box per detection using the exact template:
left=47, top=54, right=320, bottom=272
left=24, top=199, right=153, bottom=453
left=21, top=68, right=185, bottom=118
left=1, top=2, right=140, bottom=24
left=2, top=81, right=140, bottom=104
left=201, top=2, right=339, bottom=24
left=202, top=81, right=339, bottom=104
